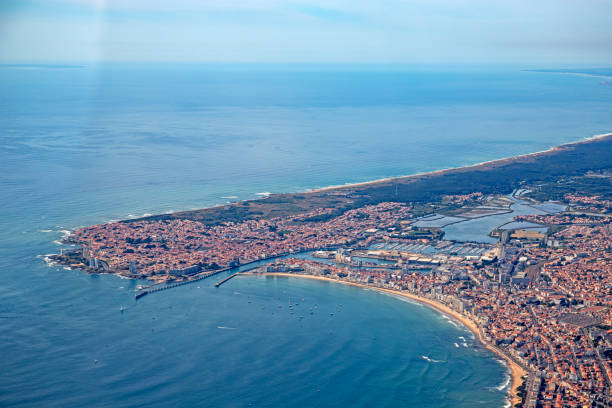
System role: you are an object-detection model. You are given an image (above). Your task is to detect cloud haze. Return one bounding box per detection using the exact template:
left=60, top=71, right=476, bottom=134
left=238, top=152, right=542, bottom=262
left=1, top=0, right=611, bottom=65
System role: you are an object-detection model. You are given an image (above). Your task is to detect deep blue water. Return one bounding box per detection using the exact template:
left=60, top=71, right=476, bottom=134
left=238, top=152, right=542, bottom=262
left=1, top=64, right=611, bottom=407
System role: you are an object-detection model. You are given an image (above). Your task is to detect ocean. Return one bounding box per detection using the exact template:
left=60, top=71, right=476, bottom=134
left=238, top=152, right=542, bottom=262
left=1, top=64, right=611, bottom=407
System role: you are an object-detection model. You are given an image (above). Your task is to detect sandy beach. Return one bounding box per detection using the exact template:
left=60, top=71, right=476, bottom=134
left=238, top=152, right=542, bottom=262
left=242, top=272, right=529, bottom=406
left=307, top=132, right=612, bottom=194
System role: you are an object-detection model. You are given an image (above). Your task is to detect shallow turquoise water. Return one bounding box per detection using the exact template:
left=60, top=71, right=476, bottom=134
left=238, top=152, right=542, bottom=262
left=1, top=64, right=611, bottom=407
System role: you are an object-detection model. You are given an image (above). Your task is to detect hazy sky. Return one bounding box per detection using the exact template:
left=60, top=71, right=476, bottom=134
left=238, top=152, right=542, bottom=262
left=1, top=0, right=611, bottom=65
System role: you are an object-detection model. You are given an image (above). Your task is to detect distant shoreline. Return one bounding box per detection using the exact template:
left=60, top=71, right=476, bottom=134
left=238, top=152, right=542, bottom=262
left=242, top=272, right=528, bottom=406
left=525, top=69, right=612, bottom=81
left=306, top=132, right=612, bottom=194
left=133, top=132, right=612, bottom=225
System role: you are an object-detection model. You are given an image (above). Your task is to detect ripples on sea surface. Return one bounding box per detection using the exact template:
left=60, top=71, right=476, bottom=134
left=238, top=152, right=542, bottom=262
left=1, top=64, right=611, bottom=407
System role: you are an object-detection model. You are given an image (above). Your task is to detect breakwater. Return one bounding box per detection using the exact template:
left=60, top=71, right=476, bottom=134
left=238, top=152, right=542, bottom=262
left=215, top=273, right=239, bottom=287
left=133, top=256, right=298, bottom=299
left=135, top=268, right=230, bottom=299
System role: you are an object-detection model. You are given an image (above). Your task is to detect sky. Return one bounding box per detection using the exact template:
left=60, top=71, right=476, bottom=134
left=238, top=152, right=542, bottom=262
left=1, top=0, right=611, bottom=66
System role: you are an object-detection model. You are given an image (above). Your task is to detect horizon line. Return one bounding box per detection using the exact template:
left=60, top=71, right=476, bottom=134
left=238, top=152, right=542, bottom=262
left=1, top=61, right=611, bottom=70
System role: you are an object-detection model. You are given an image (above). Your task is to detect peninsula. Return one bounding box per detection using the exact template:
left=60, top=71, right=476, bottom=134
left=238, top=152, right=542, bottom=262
left=49, top=134, right=612, bottom=407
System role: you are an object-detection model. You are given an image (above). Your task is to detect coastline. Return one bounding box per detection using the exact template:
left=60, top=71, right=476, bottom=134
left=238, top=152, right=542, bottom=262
left=50, top=133, right=608, bottom=233
left=243, top=272, right=528, bottom=407
left=307, top=132, right=612, bottom=194
left=126, top=132, right=612, bottom=226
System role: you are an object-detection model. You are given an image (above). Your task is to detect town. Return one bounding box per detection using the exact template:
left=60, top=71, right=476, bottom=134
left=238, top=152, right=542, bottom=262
left=52, top=182, right=612, bottom=407
left=257, top=214, right=611, bottom=407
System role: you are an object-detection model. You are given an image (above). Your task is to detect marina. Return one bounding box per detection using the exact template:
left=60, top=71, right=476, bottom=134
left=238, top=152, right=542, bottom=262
left=370, top=241, right=490, bottom=256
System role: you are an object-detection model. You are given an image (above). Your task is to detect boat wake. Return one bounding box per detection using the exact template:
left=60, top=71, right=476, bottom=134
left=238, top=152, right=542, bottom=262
left=421, top=355, right=445, bottom=363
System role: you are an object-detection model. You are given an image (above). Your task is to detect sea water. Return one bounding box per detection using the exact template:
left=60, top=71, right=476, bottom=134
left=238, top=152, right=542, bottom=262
left=1, top=64, right=611, bottom=407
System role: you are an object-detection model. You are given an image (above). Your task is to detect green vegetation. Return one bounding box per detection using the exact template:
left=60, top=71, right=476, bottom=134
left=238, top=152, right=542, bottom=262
left=514, top=376, right=528, bottom=407
left=526, top=174, right=612, bottom=202
left=130, top=136, right=612, bottom=226
left=397, top=227, right=444, bottom=240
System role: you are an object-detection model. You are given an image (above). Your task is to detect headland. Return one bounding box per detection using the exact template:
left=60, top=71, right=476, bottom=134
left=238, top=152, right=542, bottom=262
left=47, top=133, right=612, bottom=407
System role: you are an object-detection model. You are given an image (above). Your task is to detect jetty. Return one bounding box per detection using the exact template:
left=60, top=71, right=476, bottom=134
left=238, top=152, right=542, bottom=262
left=134, top=267, right=229, bottom=299
left=215, top=273, right=239, bottom=287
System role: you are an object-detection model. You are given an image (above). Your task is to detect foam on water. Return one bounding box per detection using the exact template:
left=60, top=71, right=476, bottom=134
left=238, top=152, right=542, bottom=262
left=440, top=314, right=462, bottom=329
left=493, top=372, right=511, bottom=391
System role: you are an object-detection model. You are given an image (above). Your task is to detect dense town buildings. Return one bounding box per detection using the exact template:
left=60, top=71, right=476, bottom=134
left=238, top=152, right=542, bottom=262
left=53, top=190, right=611, bottom=407
left=260, top=216, right=612, bottom=407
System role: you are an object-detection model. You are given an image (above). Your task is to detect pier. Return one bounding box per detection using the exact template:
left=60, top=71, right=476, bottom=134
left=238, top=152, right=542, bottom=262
left=133, top=249, right=350, bottom=299
left=134, top=267, right=229, bottom=299
left=215, top=273, right=239, bottom=287
left=133, top=261, right=272, bottom=299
